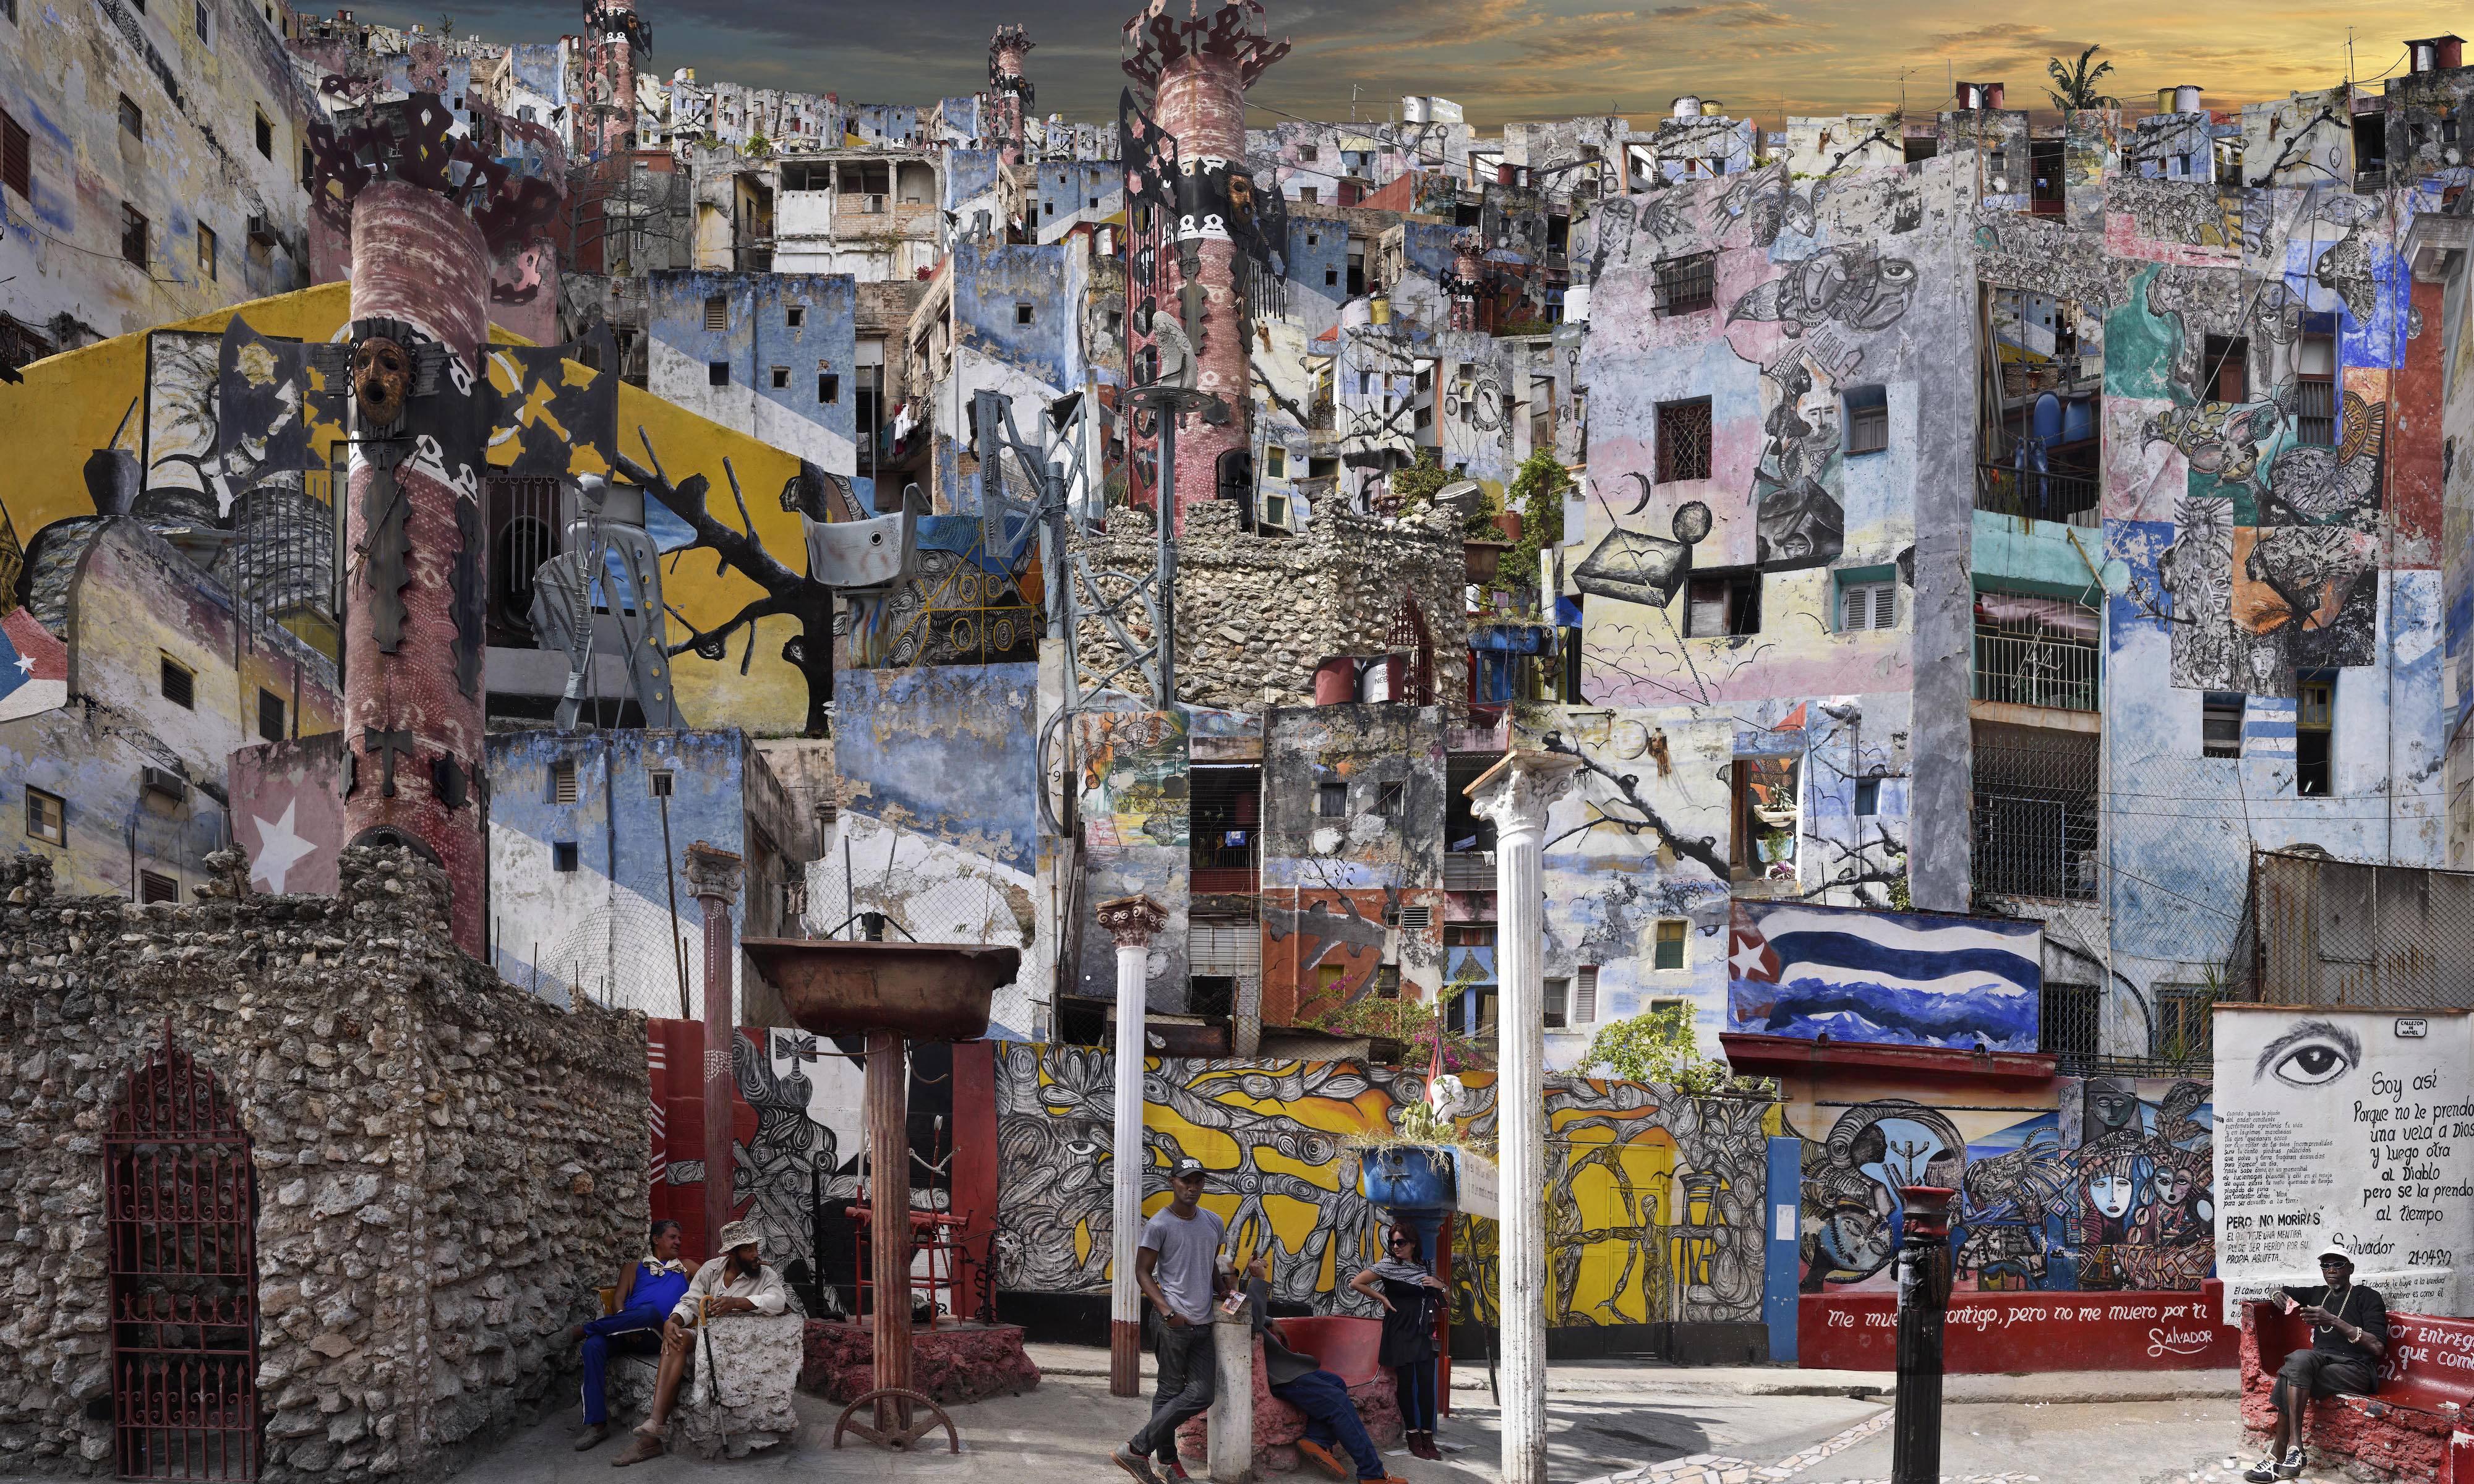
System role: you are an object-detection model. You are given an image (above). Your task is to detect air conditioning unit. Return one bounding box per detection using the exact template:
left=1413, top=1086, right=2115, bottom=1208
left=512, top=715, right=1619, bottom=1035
left=247, top=213, right=279, bottom=247
left=140, top=766, right=189, bottom=803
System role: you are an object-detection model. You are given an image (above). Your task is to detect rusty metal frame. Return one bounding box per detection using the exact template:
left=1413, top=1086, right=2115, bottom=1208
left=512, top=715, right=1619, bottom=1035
left=106, top=1026, right=260, bottom=1482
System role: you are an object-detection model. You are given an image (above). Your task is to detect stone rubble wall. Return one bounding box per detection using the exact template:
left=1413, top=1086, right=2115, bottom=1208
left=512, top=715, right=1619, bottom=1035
left=0, top=846, right=648, bottom=1480
left=1066, top=499, right=1470, bottom=715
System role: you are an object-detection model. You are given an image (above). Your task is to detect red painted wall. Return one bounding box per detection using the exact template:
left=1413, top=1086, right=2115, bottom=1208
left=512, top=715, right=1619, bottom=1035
left=1798, top=1281, right=2238, bottom=1371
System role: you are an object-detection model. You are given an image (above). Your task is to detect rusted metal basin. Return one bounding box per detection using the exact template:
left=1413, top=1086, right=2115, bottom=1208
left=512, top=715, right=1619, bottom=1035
left=742, top=939, right=1021, bottom=1041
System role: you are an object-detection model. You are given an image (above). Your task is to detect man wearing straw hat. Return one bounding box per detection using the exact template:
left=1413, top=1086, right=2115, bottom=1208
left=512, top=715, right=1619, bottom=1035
left=612, top=1220, right=789, bottom=1467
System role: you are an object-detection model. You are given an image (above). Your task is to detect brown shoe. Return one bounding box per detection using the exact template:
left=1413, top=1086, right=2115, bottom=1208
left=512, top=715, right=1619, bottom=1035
left=1111, top=1447, right=1164, bottom=1484
left=573, top=1422, right=610, bottom=1452
left=610, top=1435, right=663, bottom=1467
left=1410, top=1431, right=1442, bottom=1461
left=1295, top=1437, right=1350, bottom=1479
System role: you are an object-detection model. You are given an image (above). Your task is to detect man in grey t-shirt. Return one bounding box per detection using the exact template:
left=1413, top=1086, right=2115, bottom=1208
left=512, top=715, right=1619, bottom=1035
left=1113, top=1156, right=1228, bottom=1484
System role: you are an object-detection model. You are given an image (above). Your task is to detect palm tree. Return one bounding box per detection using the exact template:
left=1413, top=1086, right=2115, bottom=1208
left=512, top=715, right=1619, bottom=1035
left=2046, top=45, right=2116, bottom=111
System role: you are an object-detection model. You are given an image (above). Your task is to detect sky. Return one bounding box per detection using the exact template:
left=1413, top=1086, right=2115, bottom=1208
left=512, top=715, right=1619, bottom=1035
left=357, top=0, right=2463, bottom=130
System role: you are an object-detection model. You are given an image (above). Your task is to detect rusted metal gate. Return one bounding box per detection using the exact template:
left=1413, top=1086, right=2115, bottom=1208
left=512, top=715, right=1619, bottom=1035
left=106, top=1031, right=260, bottom=1481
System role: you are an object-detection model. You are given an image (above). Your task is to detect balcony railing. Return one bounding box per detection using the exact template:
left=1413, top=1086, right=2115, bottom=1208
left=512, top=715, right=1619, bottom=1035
left=1443, top=851, right=1497, bottom=890
left=1977, top=463, right=2099, bottom=527
left=1972, top=628, right=2099, bottom=712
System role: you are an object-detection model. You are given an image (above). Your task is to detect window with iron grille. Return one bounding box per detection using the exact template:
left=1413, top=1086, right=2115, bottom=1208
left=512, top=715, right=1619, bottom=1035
left=2295, top=329, right=2337, bottom=446
left=1, top=108, right=28, bottom=200
left=255, top=109, right=273, bottom=158
left=159, top=657, right=193, bottom=709
left=2202, top=691, right=2244, bottom=758
left=1843, top=384, right=1888, bottom=454
left=122, top=203, right=149, bottom=267
left=1653, top=921, right=1685, bottom=970
left=139, top=869, right=180, bottom=904
left=1656, top=397, right=1712, bottom=482
left=2039, top=981, right=2100, bottom=1069
left=1972, top=725, right=2099, bottom=901
left=649, top=769, right=674, bottom=798
left=1374, top=964, right=1400, bottom=1000
left=1653, top=251, right=1715, bottom=316
left=257, top=688, right=284, bottom=743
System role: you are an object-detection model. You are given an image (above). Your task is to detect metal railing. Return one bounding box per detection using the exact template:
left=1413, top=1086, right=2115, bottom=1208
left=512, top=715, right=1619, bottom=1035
left=1976, top=463, right=2099, bottom=527
left=1443, top=852, right=1497, bottom=890
left=1972, top=740, right=2099, bottom=902
left=1972, top=628, right=2099, bottom=712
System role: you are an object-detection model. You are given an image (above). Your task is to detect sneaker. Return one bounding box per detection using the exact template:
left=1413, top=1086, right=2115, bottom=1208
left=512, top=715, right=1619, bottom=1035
left=1111, top=1448, right=1164, bottom=1484
left=1295, top=1438, right=1350, bottom=1480
left=1160, top=1456, right=1194, bottom=1482
left=2242, top=1457, right=2280, bottom=1483
left=2277, top=1447, right=2305, bottom=1479
left=573, top=1422, right=610, bottom=1452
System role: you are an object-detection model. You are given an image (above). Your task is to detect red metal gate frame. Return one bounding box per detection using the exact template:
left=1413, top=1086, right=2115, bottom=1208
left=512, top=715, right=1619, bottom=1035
left=105, top=1026, right=261, bottom=1482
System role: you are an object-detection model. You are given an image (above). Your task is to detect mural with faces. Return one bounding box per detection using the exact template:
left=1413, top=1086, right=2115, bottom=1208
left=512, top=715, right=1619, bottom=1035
left=1796, top=1077, right=2216, bottom=1294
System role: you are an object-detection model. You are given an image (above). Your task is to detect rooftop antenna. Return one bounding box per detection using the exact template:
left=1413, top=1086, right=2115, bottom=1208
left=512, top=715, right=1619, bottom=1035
left=1351, top=82, right=1361, bottom=122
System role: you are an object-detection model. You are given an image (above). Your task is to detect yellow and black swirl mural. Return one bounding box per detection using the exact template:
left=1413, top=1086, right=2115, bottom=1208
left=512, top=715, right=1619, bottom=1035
left=991, top=1044, right=1781, bottom=1328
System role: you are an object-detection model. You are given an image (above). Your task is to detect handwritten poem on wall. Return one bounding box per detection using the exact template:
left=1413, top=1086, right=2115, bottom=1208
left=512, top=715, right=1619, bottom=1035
left=2213, top=1008, right=2474, bottom=1322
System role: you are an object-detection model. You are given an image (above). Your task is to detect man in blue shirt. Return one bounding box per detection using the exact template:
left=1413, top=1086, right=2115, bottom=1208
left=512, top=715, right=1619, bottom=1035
left=571, top=1219, right=698, bottom=1452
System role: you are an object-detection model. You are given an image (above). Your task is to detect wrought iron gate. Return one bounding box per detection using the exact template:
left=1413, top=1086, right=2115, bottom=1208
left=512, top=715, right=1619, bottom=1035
left=106, top=1032, right=260, bottom=1480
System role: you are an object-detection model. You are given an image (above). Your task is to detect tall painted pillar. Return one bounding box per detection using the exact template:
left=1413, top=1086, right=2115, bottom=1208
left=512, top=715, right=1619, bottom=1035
left=685, top=842, right=742, bottom=1259
left=1466, top=751, right=1580, bottom=1484
left=341, top=179, right=490, bottom=955
left=988, top=25, right=1034, bottom=164
left=583, top=0, right=649, bottom=158
left=1121, top=0, right=1287, bottom=527
left=1097, top=892, right=1167, bottom=1397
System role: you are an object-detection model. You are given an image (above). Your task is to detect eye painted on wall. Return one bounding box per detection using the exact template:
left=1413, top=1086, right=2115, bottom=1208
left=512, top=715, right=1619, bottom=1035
left=2251, top=1018, right=2362, bottom=1088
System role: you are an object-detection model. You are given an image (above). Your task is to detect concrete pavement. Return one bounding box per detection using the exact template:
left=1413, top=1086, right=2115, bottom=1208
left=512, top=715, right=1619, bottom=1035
left=395, top=1347, right=2246, bottom=1484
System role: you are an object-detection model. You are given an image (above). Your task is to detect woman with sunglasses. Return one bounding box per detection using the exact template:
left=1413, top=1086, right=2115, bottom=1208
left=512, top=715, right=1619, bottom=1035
left=1347, top=1227, right=1449, bottom=1461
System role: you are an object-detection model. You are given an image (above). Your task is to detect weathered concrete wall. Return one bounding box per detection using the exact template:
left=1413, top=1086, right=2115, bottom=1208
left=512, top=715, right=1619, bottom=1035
left=1, top=518, right=340, bottom=900
left=0, top=846, right=645, bottom=1479
left=646, top=270, right=859, bottom=475
left=0, top=0, right=322, bottom=342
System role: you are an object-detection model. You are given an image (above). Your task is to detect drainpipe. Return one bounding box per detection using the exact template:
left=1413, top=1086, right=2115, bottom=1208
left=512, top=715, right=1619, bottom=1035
left=685, top=841, right=743, bottom=1256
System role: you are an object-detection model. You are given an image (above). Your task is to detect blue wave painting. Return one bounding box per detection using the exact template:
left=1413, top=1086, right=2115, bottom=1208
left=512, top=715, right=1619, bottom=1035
left=1727, top=902, right=2042, bottom=1051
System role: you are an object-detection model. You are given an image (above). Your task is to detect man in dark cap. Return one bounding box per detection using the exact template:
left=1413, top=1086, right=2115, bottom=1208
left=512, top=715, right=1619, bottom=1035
left=2245, top=1240, right=2386, bottom=1482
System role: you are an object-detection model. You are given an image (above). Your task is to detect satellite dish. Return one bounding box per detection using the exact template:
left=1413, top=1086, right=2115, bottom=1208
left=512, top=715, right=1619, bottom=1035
left=2099, top=558, right=2131, bottom=595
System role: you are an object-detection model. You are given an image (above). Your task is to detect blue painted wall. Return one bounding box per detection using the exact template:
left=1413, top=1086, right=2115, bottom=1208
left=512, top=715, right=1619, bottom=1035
left=833, top=663, right=1040, bottom=874
left=952, top=241, right=1076, bottom=390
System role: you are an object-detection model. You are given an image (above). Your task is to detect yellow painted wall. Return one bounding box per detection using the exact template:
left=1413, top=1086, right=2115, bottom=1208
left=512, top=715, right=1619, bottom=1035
left=0, top=282, right=821, bottom=735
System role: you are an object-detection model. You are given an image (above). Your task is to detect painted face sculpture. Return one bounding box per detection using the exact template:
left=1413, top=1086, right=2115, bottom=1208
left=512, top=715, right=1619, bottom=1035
left=354, top=335, right=413, bottom=429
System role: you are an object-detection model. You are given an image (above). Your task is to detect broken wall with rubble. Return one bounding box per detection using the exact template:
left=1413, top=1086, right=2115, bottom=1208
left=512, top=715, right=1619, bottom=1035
left=0, top=846, right=646, bottom=1479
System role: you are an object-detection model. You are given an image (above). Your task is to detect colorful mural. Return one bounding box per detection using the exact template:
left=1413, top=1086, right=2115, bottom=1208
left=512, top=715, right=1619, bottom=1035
left=1727, top=900, right=2044, bottom=1051
left=990, top=1043, right=1782, bottom=1328
left=1789, top=1074, right=2214, bottom=1295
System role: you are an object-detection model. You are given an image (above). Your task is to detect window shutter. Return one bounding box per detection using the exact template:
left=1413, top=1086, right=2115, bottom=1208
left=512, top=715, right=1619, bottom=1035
left=1573, top=966, right=1598, bottom=1023
left=1872, top=582, right=1896, bottom=629
left=1841, top=585, right=1863, bottom=632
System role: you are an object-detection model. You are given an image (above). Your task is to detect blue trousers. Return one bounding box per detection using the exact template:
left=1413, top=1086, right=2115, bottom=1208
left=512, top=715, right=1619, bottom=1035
left=1272, top=1368, right=1385, bottom=1480
left=580, top=1305, right=667, bottom=1424
left=1393, top=1355, right=1438, bottom=1433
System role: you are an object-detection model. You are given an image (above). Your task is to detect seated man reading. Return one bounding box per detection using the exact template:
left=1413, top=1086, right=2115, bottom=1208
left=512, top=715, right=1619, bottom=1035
left=571, top=1219, right=699, bottom=1452
left=1245, top=1258, right=1406, bottom=1484
left=2245, top=1240, right=2387, bottom=1483
left=611, top=1219, right=790, bottom=1468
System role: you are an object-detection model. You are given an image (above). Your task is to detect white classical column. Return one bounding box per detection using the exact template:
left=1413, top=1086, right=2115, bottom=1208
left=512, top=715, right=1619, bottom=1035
left=1097, top=893, right=1168, bottom=1398
left=1466, top=751, right=1580, bottom=1484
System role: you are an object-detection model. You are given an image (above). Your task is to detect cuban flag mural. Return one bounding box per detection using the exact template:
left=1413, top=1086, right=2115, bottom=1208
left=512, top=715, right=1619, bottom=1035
left=0, top=608, right=68, bottom=723
left=1727, top=900, right=2043, bottom=1051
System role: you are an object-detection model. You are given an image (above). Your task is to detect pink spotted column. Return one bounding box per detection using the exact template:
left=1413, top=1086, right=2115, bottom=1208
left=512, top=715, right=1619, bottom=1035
left=343, top=181, right=489, bottom=954
left=583, top=0, right=646, bottom=158
left=989, top=25, right=1033, bottom=164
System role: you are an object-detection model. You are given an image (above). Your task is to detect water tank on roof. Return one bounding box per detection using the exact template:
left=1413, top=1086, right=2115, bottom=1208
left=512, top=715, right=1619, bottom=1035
left=1671, top=95, right=1703, bottom=121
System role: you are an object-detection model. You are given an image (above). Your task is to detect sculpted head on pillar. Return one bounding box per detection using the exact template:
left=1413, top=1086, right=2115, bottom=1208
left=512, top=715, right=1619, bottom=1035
left=352, top=335, right=414, bottom=430
left=683, top=841, right=745, bottom=906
